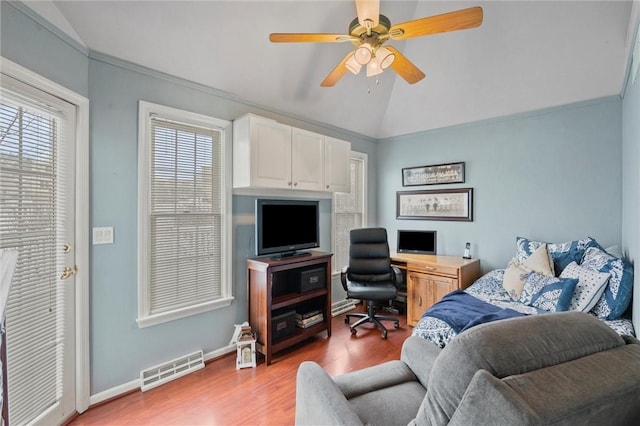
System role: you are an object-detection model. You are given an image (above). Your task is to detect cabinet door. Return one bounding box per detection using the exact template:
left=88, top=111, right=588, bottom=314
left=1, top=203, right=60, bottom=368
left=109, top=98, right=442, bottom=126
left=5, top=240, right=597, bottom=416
left=429, top=276, right=457, bottom=307
left=292, top=128, right=324, bottom=191
left=407, top=272, right=431, bottom=327
left=250, top=117, right=292, bottom=188
left=324, top=136, right=351, bottom=193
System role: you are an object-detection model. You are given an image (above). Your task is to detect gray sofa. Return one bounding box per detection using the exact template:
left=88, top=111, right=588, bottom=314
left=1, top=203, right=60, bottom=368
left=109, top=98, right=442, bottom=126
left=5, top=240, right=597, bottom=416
left=295, top=311, right=640, bottom=425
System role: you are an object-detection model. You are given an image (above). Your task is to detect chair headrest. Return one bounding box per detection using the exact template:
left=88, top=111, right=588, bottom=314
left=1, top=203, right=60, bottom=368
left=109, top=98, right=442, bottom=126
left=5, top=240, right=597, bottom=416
left=350, top=227, right=388, bottom=245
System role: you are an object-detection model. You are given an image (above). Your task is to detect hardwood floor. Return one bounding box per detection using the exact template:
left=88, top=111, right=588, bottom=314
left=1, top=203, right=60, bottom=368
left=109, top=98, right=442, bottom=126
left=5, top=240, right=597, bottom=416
left=68, top=308, right=411, bottom=425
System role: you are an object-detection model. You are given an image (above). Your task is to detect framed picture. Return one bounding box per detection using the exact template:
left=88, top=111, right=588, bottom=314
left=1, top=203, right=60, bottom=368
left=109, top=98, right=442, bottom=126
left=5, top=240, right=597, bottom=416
left=396, top=188, right=473, bottom=221
left=402, top=162, right=465, bottom=186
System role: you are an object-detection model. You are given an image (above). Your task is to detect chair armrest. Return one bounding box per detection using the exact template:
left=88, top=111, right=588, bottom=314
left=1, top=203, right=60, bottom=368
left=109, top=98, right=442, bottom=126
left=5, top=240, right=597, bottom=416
left=401, top=336, right=442, bottom=388
left=391, top=265, right=403, bottom=288
left=340, top=266, right=349, bottom=292
left=295, top=361, right=363, bottom=426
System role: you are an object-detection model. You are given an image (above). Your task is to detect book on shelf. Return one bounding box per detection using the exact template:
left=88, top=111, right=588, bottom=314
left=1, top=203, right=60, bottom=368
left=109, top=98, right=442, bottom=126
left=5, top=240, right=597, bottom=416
left=296, top=318, right=324, bottom=328
left=295, top=309, right=322, bottom=320
left=296, top=315, right=324, bottom=328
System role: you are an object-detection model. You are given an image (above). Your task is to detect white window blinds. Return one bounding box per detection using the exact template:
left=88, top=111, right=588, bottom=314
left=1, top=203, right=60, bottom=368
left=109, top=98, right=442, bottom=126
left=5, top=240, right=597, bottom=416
left=334, top=155, right=366, bottom=273
left=138, top=102, right=232, bottom=327
left=149, top=117, right=222, bottom=314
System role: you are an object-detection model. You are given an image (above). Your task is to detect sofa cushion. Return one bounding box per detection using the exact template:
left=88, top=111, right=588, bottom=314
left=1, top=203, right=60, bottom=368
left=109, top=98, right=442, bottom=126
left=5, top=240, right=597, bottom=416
left=416, top=312, right=625, bottom=425
left=348, top=381, right=426, bottom=426
left=503, top=244, right=554, bottom=300
left=518, top=272, right=578, bottom=312
left=559, top=261, right=610, bottom=313
left=581, top=246, right=634, bottom=320
left=514, top=236, right=599, bottom=275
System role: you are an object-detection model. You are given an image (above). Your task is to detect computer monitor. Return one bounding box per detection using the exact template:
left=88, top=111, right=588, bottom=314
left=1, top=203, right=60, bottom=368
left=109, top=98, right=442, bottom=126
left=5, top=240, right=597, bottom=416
left=397, top=230, right=437, bottom=255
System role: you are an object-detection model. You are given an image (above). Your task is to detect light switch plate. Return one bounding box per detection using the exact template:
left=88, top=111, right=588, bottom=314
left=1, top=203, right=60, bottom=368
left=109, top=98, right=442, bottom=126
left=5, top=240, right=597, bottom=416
left=93, top=227, right=114, bottom=244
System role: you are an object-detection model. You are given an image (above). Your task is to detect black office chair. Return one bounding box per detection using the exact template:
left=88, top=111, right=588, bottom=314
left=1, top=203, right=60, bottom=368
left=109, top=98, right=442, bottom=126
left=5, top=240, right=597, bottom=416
left=341, top=227, right=401, bottom=339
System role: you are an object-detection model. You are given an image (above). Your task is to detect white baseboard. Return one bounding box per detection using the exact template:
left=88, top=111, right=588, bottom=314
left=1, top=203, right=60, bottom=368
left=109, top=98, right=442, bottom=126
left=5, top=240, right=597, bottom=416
left=89, top=378, right=140, bottom=406
left=88, top=345, right=236, bottom=406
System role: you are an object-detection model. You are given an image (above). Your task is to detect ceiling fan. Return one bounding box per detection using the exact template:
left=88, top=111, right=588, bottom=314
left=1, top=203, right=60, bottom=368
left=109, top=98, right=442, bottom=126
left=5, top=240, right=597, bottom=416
left=269, top=0, right=483, bottom=87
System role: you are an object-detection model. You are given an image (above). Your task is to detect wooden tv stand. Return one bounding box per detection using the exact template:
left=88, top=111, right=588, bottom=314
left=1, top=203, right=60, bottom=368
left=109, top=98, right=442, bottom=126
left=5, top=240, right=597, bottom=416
left=247, top=251, right=332, bottom=365
left=391, top=253, right=481, bottom=327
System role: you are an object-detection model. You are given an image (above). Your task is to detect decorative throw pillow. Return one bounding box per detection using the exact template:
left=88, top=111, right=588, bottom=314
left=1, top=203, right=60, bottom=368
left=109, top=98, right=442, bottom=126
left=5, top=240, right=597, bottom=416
left=518, top=272, right=579, bottom=312
left=503, top=244, right=554, bottom=300
left=559, top=261, right=610, bottom=313
left=514, top=236, right=600, bottom=275
left=580, top=247, right=634, bottom=320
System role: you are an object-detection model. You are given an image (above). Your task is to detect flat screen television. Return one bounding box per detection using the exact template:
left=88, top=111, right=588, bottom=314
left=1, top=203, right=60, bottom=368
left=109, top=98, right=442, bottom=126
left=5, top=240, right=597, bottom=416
left=255, top=199, right=320, bottom=258
left=397, top=230, right=437, bottom=255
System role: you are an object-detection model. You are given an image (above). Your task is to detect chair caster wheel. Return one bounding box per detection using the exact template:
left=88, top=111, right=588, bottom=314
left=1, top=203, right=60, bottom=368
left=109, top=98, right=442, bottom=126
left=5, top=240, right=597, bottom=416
left=344, top=317, right=350, bottom=324
left=381, top=331, right=387, bottom=339
left=350, top=328, right=357, bottom=335
left=394, top=322, right=399, bottom=329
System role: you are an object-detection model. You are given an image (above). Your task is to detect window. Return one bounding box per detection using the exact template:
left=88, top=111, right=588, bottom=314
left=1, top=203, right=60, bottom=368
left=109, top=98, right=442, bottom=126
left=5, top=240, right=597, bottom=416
left=333, top=152, right=367, bottom=274
left=137, top=101, right=232, bottom=327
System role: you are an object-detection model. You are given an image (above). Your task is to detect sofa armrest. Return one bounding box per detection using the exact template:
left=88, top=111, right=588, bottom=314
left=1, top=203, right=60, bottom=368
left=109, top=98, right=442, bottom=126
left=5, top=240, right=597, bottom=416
left=295, top=361, right=363, bottom=426
left=400, top=336, right=442, bottom=388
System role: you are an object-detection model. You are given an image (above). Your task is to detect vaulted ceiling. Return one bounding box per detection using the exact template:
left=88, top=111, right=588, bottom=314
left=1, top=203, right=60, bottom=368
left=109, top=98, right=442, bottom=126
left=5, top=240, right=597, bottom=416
left=24, top=1, right=637, bottom=139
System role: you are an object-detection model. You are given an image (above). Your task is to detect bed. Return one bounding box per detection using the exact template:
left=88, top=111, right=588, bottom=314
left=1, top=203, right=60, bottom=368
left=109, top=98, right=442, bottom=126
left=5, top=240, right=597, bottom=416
left=412, top=237, right=636, bottom=348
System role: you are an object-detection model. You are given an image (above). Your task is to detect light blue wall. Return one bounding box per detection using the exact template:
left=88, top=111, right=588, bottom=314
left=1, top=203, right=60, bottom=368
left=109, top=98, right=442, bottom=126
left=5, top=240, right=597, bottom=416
left=622, top=52, right=640, bottom=333
left=378, top=98, right=623, bottom=272
left=0, top=2, right=88, bottom=97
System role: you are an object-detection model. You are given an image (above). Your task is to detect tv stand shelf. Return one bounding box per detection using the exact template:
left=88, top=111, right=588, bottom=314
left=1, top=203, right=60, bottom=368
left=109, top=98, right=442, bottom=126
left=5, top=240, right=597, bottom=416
left=247, top=251, right=332, bottom=365
left=272, top=288, right=328, bottom=310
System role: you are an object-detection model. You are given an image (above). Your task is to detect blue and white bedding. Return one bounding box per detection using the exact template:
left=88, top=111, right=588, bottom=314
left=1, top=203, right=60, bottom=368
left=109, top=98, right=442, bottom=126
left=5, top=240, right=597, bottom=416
left=412, top=269, right=636, bottom=348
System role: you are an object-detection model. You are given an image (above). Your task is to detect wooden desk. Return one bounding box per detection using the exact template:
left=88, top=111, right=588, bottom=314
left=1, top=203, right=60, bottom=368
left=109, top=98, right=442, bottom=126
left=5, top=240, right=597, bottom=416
left=391, top=253, right=481, bottom=326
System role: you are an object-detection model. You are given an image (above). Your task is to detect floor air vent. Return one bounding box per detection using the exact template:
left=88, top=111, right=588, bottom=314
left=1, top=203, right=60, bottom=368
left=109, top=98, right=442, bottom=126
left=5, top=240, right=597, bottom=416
left=140, top=350, right=204, bottom=392
left=331, top=299, right=356, bottom=317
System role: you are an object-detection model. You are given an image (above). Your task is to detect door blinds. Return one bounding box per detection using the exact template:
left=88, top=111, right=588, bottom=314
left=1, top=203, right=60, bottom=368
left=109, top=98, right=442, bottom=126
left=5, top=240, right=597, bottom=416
left=0, top=82, right=74, bottom=425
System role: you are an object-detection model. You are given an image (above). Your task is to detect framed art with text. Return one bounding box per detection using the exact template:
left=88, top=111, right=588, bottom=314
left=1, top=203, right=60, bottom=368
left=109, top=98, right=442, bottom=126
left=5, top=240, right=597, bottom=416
left=396, top=188, right=473, bottom=221
left=402, top=162, right=465, bottom=186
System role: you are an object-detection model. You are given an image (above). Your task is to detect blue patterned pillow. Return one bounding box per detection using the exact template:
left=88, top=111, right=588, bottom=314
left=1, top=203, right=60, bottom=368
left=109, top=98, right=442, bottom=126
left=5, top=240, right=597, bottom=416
left=515, top=236, right=600, bottom=275
left=518, top=272, right=578, bottom=312
left=580, top=247, right=634, bottom=320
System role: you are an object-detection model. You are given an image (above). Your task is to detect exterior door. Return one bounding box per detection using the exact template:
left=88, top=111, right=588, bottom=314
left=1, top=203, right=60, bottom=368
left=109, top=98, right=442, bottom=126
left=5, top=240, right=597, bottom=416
left=0, top=74, right=76, bottom=425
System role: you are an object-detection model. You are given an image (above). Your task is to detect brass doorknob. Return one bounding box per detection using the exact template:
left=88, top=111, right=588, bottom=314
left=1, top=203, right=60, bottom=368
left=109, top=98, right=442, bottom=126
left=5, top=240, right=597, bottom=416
left=60, top=265, right=78, bottom=280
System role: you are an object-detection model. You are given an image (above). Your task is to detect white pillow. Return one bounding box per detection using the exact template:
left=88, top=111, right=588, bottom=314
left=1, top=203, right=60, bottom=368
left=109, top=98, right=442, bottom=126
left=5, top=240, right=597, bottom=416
left=559, top=261, right=610, bottom=312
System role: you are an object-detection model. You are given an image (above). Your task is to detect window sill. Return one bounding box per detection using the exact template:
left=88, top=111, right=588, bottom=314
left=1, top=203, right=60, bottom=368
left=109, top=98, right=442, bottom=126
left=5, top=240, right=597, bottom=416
left=137, top=297, right=234, bottom=328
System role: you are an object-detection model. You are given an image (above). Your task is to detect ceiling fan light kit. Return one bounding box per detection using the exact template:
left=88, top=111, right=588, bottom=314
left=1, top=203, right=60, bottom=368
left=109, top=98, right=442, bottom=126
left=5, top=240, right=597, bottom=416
left=269, top=0, right=483, bottom=87
left=354, top=43, right=373, bottom=65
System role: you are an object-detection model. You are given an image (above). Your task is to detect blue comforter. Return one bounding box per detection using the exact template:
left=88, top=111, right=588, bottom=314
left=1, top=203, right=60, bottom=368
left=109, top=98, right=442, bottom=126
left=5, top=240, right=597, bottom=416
left=422, top=289, right=527, bottom=333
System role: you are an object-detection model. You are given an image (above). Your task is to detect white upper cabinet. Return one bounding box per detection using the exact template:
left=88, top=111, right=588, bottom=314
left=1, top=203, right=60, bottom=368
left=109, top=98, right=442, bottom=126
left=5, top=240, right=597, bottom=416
left=324, top=136, right=351, bottom=193
left=233, top=114, right=351, bottom=194
left=291, top=127, right=324, bottom=191
left=233, top=114, right=292, bottom=189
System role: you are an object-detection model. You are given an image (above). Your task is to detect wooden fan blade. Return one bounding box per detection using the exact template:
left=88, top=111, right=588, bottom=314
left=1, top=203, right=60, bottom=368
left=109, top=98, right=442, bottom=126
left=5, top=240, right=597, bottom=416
left=269, top=33, right=353, bottom=43
left=386, top=46, right=425, bottom=84
left=389, top=6, right=483, bottom=40
left=321, top=51, right=353, bottom=87
left=355, top=0, right=380, bottom=28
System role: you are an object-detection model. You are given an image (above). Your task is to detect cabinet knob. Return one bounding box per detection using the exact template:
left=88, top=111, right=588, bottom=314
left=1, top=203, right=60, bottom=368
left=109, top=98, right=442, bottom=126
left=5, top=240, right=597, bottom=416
left=326, top=185, right=330, bottom=189
left=293, top=182, right=298, bottom=187
left=288, top=181, right=292, bottom=186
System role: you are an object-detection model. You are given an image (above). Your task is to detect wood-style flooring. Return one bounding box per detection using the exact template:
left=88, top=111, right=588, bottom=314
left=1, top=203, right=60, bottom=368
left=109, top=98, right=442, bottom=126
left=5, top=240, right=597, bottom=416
left=67, top=307, right=411, bottom=425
